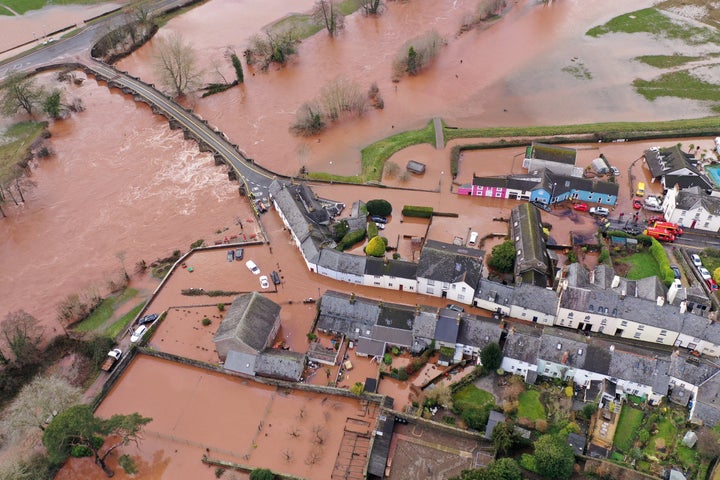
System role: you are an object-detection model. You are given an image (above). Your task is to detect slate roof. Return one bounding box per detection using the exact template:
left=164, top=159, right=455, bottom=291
left=298, top=183, right=332, bottom=225
left=608, top=349, right=669, bottom=393
left=372, top=325, right=413, bottom=347
left=507, top=174, right=544, bottom=191
left=434, top=311, right=461, bottom=344
left=472, top=175, right=508, bottom=188
left=510, top=203, right=550, bottom=285
left=528, top=143, right=577, bottom=165
left=565, top=263, right=591, bottom=288
left=537, top=169, right=619, bottom=198
left=694, top=371, right=720, bottom=426
left=475, top=279, right=515, bottom=308
left=316, top=291, right=380, bottom=338
left=676, top=189, right=720, bottom=215
left=223, top=350, right=257, bottom=376
left=357, top=337, right=386, bottom=357
left=416, top=239, right=484, bottom=288
left=457, top=315, right=503, bottom=350
left=567, top=432, right=586, bottom=456
left=503, top=326, right=542, bottom=364
left=365, top=257, right=418, bottom=279
left=254, top=349, right=306, bottom=382
left=512, top=283, right=558, bottom=315
left=316, top=247, right=367, bottom=276
left=212, top=293, right=281, bottom=354
left=668, top=355, right=718, bottom=387
left=645, top=146, right=712, bottom=190
left=485, top=410, right=506, bottom=439
left=368, top=414, right=395, bottom=477
left=412, top=309, right=438, bottom=340
left=538, top=330, right=589, bottom=369
left=592, top=264, right=616, bottom=290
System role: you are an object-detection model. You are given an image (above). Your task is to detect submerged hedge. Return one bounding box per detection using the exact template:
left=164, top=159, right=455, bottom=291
left=402, top=205, right=434, bottom=218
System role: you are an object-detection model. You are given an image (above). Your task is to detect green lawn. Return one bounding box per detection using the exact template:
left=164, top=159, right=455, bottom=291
left=587, top=8, right=720, bottom=45
left=0, top=122, right=47, bottom=181
left=634, top=70, right=720, bottom=102
left=643, top=416, right=677, bottom=456
left=517, top=390, right=546, bottom=421
left=0, top=0, right=110, bottom=15
left=614, top=406, right=644, bottom=452
left=452, top=384, right=494, bottom=412
left=74, top=288, right=139, bottom=333
left=615, top=251, right=662, bottom=280
left=701, top=248, right=720, bottom=279
left=105, top=302, right=145, bottom=339
left=635, top=55, right=704, bottom=68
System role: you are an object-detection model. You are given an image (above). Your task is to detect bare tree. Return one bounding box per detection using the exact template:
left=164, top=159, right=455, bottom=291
left=313, top=0, right=345, bottom=37
left=358, top=0, right=384, bottom=15
left=1, top=374, right=82, bottom=442
left=312, top=424, right=326, bottom=445
left=392, top=30, right=444, bottom=80
left=281, top=449, right=293, bottom=462
left=0, top=72, right=45, bottom=117
left=1, top=310, right=44, bottom=366
left=291, top=101, right=326, bottom=137
left=154, top=33, right=203, bottom=97
left=287, top=426, right=301, bottom=438
left=305, top=447, right=323, bottom=465
left=320, top=76, right=367, bottom=121
left=384, top=161, right=400, bottom=178
left=116, top=251, right=129, bottom=281
left=245, top=30, right=298, bottom=71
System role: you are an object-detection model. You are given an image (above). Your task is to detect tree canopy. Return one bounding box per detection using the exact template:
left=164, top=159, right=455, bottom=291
left=43, top=404, right=151, bottom=476
left=249, top=468, right=276, bottom=480
left=480, top=342, right=502, bottom=371
left=533, top=433, right=575, bottom=480
left=451, top=458, right=522, bottom=480
left=487, top=240, right=515, bottom=273
left=365, top=235, right=387, bottom=257
left=366, top=199, right=392, bottom=216
left=0, top=72, right=45, bottom=117
left=154, top=33, right=202, bottom=97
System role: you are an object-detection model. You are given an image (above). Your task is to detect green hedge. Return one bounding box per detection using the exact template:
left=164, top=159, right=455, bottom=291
left=336, top=229, right=366, bottom=251
left=367, top=221, right=379, bottom=239
left=648, top=237, right=676, bottom=286
left=402, top=205, right=434, bottom=218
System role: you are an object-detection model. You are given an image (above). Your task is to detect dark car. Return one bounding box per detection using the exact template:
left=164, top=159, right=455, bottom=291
left=235, top=248, right=244, bottom=260
left=270, top=270, right=281, bottom=285
left=370, top=215, right=387, bottom=224
left=256, top=200, right=268, bottom=213
left=138, top=313, right=159, bottom=326
left=670, top=265, right=681, bottom=279
left=446, top=304, right=464, bottom=313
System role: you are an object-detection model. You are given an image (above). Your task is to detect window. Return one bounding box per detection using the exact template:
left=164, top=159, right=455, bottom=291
left=621, top=320, right=628, bottom=327
left=427, top=280, right=435, bottom=286
left=634, top=332, right=642, bottom=339
left=704, top=222, right=710, bottom=228
left=461, top=287, right=466, bottom=292
left=585, top=315, right=590, bottom=321
left=427, top=287, right=434, bottom=295
left=496, top=190, right=503, bottom=197
left=637, top=325, right=644, bottom=331
left=589, top=305, right=594, bottom=312
left=601, top=318, right=607, bottom=325
left=660, top=330, right=667, bottom=336
left=568, top=312, right=574, bottom=318
left=656, top=337, right=664, bottom=343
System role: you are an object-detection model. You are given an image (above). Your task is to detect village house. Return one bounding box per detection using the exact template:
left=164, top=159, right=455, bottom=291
left=523, top=142, right=582, bottom=177
left=416, top=240, right=484, bottom=305
left=363, top=256, right=418, bottom=292
left=644, top=145, right=713, bottom=191
left=500, top=326, right=542, bottom=383
left=510, top=203, right=553, bottom=287
left=212, top=292, right=281, bottom=360
left=663, top=185, right=720, bottom=232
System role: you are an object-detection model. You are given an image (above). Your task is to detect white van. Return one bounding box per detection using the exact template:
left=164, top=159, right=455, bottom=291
left=468, top=231, right=479, bottom=246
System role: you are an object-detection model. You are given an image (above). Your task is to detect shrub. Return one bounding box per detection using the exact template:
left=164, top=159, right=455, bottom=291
left=291, top=101, right=326, bottom=136
left=306, top=333, right=317, bottom=341
left=535, top=419, right=548, bottom=433
left=488, top=240, right=515, bottom=273
left=366, top=199, right=392, bottom=216
left=365, top=236, right=387, bottom=257
left=443, top=415, right=456, bottom=425
left=71, top=445, right=93, bottom=457
left=202, top=317, right=212, bottom=326
left=519, top=453, right=539, bottom=474
left=392, top=346, right=400, bottom=356
left=190, top=239, right=204, bottom=249
left=480, top=342, right=502, bottom=370
left=401, top=205, right=433, bottom=218
left=336, top=229, right=366, bottom=251
left=367, top=221, right=379, bottom=239
left=245, top=30, right=297, bottom=70
left=648, top=237, right=675, bottom=285
left=392, top=30, right=444, bottom=80
left=249, top=468, right=275, bottom=480
left=231, top=53, right=244, bottom=83
left=383, top=353, right=392, bottom=365
left=217, top=303, right=225, bottom=311
left=320, top=76, right=367, bottom=122
left=332, top=219, right=350, bottom=241
left=397, top=369, right=409, bottom=381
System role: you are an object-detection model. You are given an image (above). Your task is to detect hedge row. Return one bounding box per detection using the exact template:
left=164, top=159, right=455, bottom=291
left=648, top=237, right=676, bottom=286
left=336, top=228, right=366, bottom=251
left=402, top=205, right=434, bottom=218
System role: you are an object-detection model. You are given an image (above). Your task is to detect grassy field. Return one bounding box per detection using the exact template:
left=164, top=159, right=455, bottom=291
left=635, top=55, right=704, bottom=68
left=269, top=0, right=359, bottom=40
left=0, top=121, right=46, bottom=181
left=0, top=0, right=112, bottom=15
left=105, top=301, right=145, bottom=338
left=614, top=406, right=643, bottom=452
left=700, top=248, right=720, bottom=279
left=74, top=288, right=139, bottom=333
left=634, top=70, right=720, bottom=102
left=642, top=415, right=677, bottom=456
left=452, top=384, right=494, bottom=412
left=587, top=8, right=720, bottom=45
left=616, top=250, right=662, bottom=280
left=517, top=390, right=546, bottom=421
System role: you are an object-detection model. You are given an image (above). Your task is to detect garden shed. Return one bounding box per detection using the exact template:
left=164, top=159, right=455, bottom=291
left=406, top=160, right=426, bottom=174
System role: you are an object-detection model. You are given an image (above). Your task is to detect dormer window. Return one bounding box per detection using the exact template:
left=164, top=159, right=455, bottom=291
left=589, top=305, right=594, bottom=312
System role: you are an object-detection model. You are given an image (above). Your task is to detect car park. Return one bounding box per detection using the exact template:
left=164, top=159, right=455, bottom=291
left=270, top=270, right=281, bottom=285
left=572, top=203, right=589, bottom=212
left=130, top=325, right=148, bottom=343
left=370, top=215, right=387, bottom=224
left=245, top=260, right=260, bottom=274
left=138, top=313, right=159, bottom=326
left=259, top=275, right=269, bottom=289
left=589, top=207, right=609, bottom=216
left=235, top=248, right=244, bottom=260
left=691, top=254, right=703, bottom=268
left=446, top=304, right=464, bottom=312
left=670, top=265, right=681, bottom=279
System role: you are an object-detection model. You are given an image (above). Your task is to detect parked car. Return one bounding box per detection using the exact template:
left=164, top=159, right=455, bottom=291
left=235, top=248, right=244, bottom=260
left=691, top=254, right=703, bottom=268
left=670, top=265, right=681, bottom=279
left=227, top=249, right=235, bottom=262
left=610, top=166, right=620, bottom=176
left=633, top=199, right=642, bottom=209
left=648, top=215, right=665, bottom=224
left=259, top=275, right=269, bottom=289
left=138, top=313, right=159, bottom=326
left=256, top=200, right=268, bottom=213
left=370, top=215, right=387, bottom=224
left=245, top=260, right=260, bottom=274
left=699, top=267, right=712, bottom=280
left=270, top=270, right=281, bottom=285
left=130, top=325, right=148, bottom=343
left=706, top=278, right=719, bottom=292
left=590, top=207, right=609, bottom=216
left=446, top=304, right=464, bottom=313
left=374, top=222, right=385, bottom=230
left=572, top=203, right=589, bottom=212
